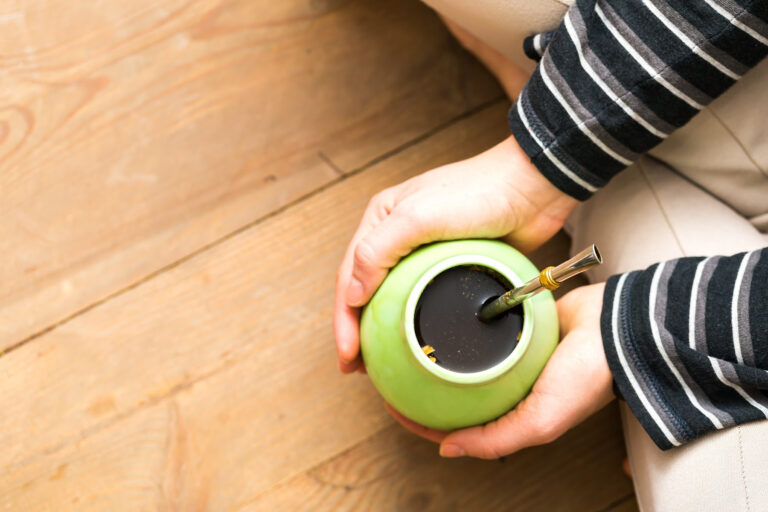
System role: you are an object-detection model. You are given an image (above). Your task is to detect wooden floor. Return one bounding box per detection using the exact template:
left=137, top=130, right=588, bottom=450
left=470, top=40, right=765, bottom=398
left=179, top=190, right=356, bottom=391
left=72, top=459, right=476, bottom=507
left=1, top=0, right=637, bottom=509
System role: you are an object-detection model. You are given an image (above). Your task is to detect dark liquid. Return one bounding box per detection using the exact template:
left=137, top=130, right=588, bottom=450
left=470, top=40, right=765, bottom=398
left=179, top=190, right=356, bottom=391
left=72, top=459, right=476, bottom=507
left=415, top=265, right=523, bottom=373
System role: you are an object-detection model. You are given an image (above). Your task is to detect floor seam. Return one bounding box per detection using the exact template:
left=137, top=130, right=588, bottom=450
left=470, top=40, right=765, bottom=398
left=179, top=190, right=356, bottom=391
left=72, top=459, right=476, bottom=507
left=317, top=150, right=345, bottom=177
left=1, top=97, right=506, bottom=476
left=232, top=422, right=397, bottom=510
left=1, top=96, right=505, bottom=359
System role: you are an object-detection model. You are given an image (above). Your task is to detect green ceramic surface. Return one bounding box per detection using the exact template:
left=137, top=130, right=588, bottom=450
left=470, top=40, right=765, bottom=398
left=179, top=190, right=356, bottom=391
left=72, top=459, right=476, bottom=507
left=360, top=239, right=558, bottom=430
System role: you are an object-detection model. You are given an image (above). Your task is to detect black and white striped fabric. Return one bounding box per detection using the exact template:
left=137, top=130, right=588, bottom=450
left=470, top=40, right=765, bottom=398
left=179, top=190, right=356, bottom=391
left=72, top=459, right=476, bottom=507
left=602, top=251, right=768, bottom=449
left=508, top=0, right=768, bottom=449
left=509, top=0, right=768, bottom=200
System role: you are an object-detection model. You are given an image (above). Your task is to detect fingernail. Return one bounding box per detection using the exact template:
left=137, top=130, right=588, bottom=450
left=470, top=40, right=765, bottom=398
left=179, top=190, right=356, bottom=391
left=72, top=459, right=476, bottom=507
left=440, top=444, right=465, bottom=458
left=339, top=348, right=355, bottom=365
left=338, top=344, right=352, bottom=364
left=346, top=279, right=364, bottom=306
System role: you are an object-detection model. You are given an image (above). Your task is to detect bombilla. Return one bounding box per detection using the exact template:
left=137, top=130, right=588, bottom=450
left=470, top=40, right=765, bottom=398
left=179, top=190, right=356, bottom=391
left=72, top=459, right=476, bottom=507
left=477, top=244, right=603, bottom=322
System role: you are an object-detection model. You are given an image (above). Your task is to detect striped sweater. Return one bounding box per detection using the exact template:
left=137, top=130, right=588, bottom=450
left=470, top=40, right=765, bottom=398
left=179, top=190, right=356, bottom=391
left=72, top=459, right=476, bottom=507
left=602, top=252, right=768, bottom=448
left=508, top=0, right=768, bottom=449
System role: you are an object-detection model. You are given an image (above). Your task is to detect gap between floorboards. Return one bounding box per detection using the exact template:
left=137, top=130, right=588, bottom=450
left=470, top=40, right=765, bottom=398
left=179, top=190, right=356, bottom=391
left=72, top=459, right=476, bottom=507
left=1, top=97, right=507, bottom=476
left=1, top=96, right=505, bottom=360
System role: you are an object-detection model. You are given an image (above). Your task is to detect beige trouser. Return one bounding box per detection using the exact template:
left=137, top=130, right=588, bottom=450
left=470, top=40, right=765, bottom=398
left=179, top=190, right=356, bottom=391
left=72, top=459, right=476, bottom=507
left=421, top=0, right=768, bottom=510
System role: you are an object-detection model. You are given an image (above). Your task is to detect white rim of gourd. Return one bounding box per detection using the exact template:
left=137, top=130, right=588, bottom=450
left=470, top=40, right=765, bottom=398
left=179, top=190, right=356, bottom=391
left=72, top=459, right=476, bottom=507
left=403, top=254, right=534, bottom=385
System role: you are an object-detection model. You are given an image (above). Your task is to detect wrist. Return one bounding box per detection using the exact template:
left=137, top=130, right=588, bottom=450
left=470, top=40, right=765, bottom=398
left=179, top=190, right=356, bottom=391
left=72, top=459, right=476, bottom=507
left=493, top=136, right=579, bottom=250
left=503, top=135, right=579, bottom=215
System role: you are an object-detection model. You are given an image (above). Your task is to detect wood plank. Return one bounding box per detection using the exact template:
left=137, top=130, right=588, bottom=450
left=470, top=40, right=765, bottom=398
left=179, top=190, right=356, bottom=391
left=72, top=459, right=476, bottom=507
left=0, top=102, right=514, bottom=507
left=2, top=402, right=190, bottom=510
left=606, top=496, right=640, bottom=512
left=0, top=0, right=501, bottom=350
left=1, top=407, right=634, bottom=511
left=246, top=406, right=634, bottom=512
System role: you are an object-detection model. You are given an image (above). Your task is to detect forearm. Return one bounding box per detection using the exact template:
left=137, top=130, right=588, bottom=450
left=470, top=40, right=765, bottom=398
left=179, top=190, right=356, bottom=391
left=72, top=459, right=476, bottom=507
left=601, top=248, right=768, bottom=449
left=497, top=0, right=768, bottom=447
left=508, top=0, right=768, bottom=200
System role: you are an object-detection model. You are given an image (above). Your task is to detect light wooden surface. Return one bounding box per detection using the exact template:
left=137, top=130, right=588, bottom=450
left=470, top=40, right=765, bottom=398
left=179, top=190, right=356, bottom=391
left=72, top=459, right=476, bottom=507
left=250, top=407, right=634, bottom=512
left=0, top=0, right=500, bottom=351
left=0, top=0, right=636, bottom=510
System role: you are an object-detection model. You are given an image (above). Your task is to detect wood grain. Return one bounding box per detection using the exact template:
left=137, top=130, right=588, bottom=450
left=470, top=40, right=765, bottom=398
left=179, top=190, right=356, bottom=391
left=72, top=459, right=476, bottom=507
left=2, top=402, right=195, bottom=510
left=606, top=496, right=641, bottom=512
left=1, top=2, right=636, bottom=507
left=0, top=102, right=516, bottom=508
left=247, top=406, right=633, bottom=512
left=0, top=0, right=501, bottom=351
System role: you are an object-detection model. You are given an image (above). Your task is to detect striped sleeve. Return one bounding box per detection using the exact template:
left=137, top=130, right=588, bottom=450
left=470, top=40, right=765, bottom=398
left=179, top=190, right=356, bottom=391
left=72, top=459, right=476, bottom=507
left=601, top=248, right=768, bottom=449
left=508, top=0, right=768, bottom=200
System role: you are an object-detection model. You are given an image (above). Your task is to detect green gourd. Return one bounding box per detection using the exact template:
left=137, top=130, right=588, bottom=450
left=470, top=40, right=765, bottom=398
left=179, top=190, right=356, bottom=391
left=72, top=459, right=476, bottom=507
left=360, top=239, right=558, bottom=430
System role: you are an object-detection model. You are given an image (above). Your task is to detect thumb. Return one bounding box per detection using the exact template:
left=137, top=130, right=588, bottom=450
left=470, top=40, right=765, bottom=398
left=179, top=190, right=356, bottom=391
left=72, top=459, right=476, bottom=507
left=346, top=208, right=433, bottom=307
left=439, top=392, right=562, bottom=459
left=556, top=282, right=605, bottom=336
left=556, top=290, right=580, bottom=336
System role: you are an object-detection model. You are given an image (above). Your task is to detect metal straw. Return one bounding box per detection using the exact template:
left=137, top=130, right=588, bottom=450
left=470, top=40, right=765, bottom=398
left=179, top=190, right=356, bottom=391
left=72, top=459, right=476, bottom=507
left=477, top=244, right=603, bottom=322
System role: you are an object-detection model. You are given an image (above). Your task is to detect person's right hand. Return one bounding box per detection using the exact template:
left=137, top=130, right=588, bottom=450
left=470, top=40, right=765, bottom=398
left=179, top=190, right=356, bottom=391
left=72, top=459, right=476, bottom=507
left=386, top=282, right=614, bottom=459
left=334, top=135, right=579, bottom=373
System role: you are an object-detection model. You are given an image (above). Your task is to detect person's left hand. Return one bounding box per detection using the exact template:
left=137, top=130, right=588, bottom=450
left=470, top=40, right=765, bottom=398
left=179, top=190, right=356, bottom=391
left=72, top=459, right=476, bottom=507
left=387, top=282, right=615, bottom=459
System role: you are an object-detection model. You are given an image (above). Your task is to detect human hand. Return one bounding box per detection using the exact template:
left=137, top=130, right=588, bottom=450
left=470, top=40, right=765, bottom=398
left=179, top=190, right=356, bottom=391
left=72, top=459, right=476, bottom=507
left=387, top=282, right=614, bottom=459
left=334, top=135, right=578, bottom=372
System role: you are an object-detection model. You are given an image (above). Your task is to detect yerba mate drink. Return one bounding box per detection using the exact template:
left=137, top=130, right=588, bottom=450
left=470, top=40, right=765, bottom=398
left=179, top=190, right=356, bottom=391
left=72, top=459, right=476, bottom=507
left=360, top=239, right=558, bottom=430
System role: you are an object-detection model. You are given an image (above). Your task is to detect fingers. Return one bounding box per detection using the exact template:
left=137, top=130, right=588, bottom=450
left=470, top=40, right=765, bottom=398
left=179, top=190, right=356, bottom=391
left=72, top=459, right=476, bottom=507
left=334, top=251, right=363, bottom=371
left=337, top=356, right=362, bottom=373
left=334, top=193, right=394, bottom=371
left=439, top=319, right=614, bottom=458
left=333, top=280, right=362, bottom=370
left=385, top=403, right=449, bottom=444
left=347, top=205, right=432, bottom=307
left=438, top=393, right=564, bottom=459
left=555, top=290, right=579, bottom=336
left=556, top=282, right=606, bottom=337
